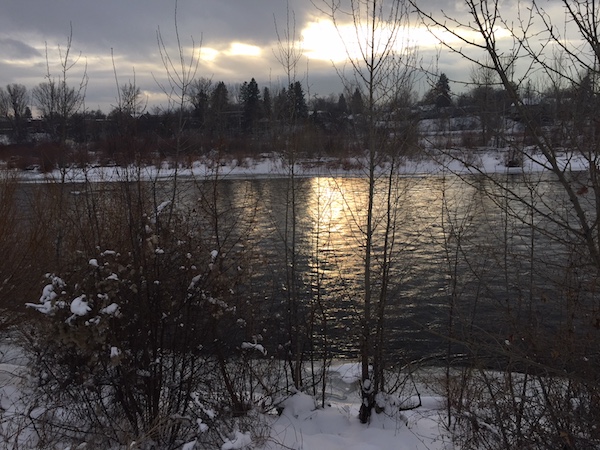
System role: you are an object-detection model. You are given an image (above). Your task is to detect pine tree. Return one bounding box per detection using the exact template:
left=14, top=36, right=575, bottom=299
left=350, top=88, right=364, bottom=115
left=423, top=73, right=452, bottom=107
left=273, top=87, right=287, bottom=121
left=435, top=73, right=452, bottom=107
left=287, top=81, right=308, bottom=120
left=209, top=81, right=230, bottom=136
left=189, top=78, right=212, bottom=128
left=240, top=78, right=262, bottom=133
left=337, top=93, right=348, bottom=115
left=263, top=86, right=272, bottom=120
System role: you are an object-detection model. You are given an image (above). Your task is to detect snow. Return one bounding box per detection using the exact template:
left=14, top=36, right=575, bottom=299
left=8, top=146, right=592, bottom=186
left=329, top=363, right=362, bottom=384
left=0, top=349, right=453, bottom=449
left=24, top=300, right=54, bottom=315
left=261, top=367, right=452, bottom=450
left=241, top=342, right=267, bottom=355
left=182, top=440, right=197, bottom=450
left=70, top=295, right=91, bottom=316
left=100, top=302, right=119, bottom=315
left=188, top=274, right=203, bottom=290
left=222, top=431, right=252, bottom=450
left=156, top=200, right=171, bottom=215
left=197, top=418, right=209, bottom=433
left=25, top=275, right=66, bottom=315
left=40, top=283, right=59, bottom=303
left=190, top=392, right=216, bottom=419
left=278, top=391, right=316, bottom=418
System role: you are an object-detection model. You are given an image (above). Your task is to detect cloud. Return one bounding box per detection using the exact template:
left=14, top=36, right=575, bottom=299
left=0, top=0, right=541, bottom=112
left=0, top=1, right=352, bottom=111
left=0, top=38, right=41, bottom=60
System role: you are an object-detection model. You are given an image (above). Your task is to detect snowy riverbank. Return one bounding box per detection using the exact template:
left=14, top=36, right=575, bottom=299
left=6, top=147, right=591, bottom=184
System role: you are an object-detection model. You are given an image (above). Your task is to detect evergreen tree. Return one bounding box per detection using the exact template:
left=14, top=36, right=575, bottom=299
left=435, top=73, right=452, bottom=107
left=210, top=81, right=229, bottom=113
left=263, top=86, right=272, bottom=120
left=350, top=88, right=364, bottom=115
left=209, top=81, right=230, bottom=136
left=337, top=93, right=348, bottom=115
left=240, top=78, right=262, bottom=133
left=575, top=71, right=597, bottom=120
left=274, top=87, right=289, bottom=121
left=423, top=73, right=452, bottom=107
left=288, top=81, right=308, bottom=120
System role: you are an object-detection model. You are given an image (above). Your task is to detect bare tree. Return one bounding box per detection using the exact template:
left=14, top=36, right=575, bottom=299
left=153, top=0, right=202, bottom=235
left=315, top=0, right=418, bottom=423
left=107, top=55, right=148, bottom=164
left=118, top=82, right=145, bottom=118
left=0, top=83, right=29, bottom=142
left=31, top=24, right=87, bottom=145
left=0, top=88, right=7, bottom=118
left=272, top=1, right=310, bottom=391
left=155, top=0, right=200, bottom=127
left=469, top=61, right=504, bottom=147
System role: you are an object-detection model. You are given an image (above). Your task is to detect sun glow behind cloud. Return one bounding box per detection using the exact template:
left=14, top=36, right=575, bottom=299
left=227, top=42, right=262, bottom=57
left=200, top=47, right=219, bottom=62
left=173, top=42, right=262, bottom=70
left=301, top=18, right=512, bottom=63
left=301, top=18, right=437, bottom=62
left=301, top=20, right=348, bottom=62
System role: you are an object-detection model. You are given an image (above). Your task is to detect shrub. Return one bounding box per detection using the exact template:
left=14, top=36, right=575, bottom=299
left=24, top=177, right=267, bottom=448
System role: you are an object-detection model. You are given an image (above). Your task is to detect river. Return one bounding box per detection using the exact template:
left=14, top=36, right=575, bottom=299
left=18, top=170, right=598, bottom=365
left=169, top=171, right=594, bottom=364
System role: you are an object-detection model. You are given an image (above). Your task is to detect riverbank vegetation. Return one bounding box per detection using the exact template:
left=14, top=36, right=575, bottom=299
left=412, top=0, right=600, bottom=448
left=1, top=0, right=600, bottom=448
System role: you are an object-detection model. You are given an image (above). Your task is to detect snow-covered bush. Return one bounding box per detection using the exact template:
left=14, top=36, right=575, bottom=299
left=23, top=184, right=269, bottom=449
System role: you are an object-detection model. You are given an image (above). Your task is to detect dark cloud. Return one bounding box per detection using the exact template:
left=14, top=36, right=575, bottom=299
left=0, top=1, right=313, bottom=56
left=0, top=38, right=41, bottom=60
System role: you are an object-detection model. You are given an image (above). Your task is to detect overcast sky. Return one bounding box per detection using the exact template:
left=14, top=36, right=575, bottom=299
left=0, top=0, right=567, bottom=115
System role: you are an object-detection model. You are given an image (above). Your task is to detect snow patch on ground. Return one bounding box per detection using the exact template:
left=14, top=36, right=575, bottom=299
left=260, top=363, right=452, bottom=450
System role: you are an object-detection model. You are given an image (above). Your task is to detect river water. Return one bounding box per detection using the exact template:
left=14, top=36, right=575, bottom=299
left=173, top=171, right=595, bottom=364
left=19, top=170, right=598, bottom=364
